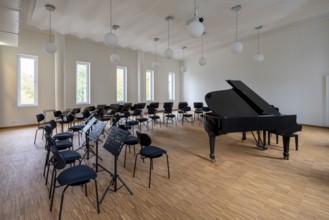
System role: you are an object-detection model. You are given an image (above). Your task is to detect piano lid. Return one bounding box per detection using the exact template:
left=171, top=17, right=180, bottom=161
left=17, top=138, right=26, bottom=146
left=205, top=80, right=280, bottom=117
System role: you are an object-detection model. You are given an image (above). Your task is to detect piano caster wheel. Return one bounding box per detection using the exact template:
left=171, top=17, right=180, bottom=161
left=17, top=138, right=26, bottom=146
left=283, top=154, right=289, bottom=160
left=210, top=154, right=216, bottom=162
left=262, top=145, right=268, bottom=150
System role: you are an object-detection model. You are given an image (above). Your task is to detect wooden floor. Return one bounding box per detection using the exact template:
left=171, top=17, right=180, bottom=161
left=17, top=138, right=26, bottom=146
left=1, top=122, right=329, bottom=219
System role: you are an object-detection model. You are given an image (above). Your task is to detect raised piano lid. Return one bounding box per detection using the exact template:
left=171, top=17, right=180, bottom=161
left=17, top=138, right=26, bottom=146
left=205, top=80, right=280, bottom=118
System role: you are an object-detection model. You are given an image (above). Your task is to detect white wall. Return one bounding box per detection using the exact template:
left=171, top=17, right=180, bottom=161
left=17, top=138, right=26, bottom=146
left=0, top=29, right=181, bottom=127
left=183, top=18, right=329, bottom=126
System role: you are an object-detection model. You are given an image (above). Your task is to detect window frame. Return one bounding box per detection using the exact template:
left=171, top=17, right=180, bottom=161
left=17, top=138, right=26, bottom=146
left=116, top=66, right=127, bottom=103
left=76, top=61, right=91, bottom=105
left=17, top=54, right=38, bottom=107
left=145, top=69, right=154, bottom=101
left=168, top=72, right=175, bottom=101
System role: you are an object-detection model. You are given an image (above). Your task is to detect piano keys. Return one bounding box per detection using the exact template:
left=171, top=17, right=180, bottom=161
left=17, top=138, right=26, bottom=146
left=203, top=80, right=302, bottom=161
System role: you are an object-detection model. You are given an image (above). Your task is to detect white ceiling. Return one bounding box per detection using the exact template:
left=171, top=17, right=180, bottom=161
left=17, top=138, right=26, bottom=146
left=0, top=0, right=21, bottom=47
left=16, top=0, right=329, bottom=59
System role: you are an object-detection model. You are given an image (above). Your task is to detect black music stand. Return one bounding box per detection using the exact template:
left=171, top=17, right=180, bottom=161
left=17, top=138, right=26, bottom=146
left=100, top=126, right=133, bottom=204
left=89, top=120, right=110, bottom=173
left=80, top=117, right=98, bottom=161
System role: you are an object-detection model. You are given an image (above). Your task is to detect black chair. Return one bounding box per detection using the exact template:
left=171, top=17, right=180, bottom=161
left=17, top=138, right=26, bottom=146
left=193, top=102, right=204, bottom=125
left=49, top=120, right=74, bottom=142
left=134, top=109, right=148, bottom=130
left=43, top=126, right=74, bottom=180
left=133, top=131, right=170, bottom=188
left=181, top=106, right=194, bottom=125
left=49, top=146, right=99, bottom=220
left=147, top=107, right=161, bottom=129
left=177, top=102, right=188, bottom=120
left=123, top=135, right=139, bottom=167
left=34, top=113, right=47, bottom=144
left=163, top=106, right=177, bottom=127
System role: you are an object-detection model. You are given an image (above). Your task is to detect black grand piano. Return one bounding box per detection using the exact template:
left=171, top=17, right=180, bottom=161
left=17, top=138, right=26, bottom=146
left=203, top=80, right=302, bottom=161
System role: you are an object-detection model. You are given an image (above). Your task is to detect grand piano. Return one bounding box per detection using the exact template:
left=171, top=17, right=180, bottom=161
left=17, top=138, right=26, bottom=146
left=203, top=80, right=302, bottom=161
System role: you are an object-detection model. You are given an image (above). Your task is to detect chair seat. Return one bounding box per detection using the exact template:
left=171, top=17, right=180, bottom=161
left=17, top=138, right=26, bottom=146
left=195, top=109, right=203, bottom=114
left=55, top=139, right=72, bottom=150
left=166, top=114, right=175, bottom=118
left=70, top=124, right=84, bottom=131
left=141, top=146, right=166, bottom=158
left=125, top=136, right=139, bottom=145
left=59, top=150, right=81, bottom=162
left=57, top=165, right=96, bottom=186
left=137, top=118, right=148, bottom=123
left=127, top=120, right=139, bottom=126
left=150, top=116, right=160, bottom=120
left=183, top=114, right=193, bottom=117
left=53, top=132, right=73, bottom=140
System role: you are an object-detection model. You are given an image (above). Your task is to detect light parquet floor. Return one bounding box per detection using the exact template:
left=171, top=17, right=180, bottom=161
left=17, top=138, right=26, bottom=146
left=0, top=123, right=329, bottom=219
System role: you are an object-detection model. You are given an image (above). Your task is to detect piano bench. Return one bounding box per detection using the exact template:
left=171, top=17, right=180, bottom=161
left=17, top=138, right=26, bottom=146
left=268, top=132, right=298, bottom=151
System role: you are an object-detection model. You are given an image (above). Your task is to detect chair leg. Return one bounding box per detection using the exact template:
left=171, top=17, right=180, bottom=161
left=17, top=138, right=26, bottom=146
left=133, top=153, right=139, bottom=177
left=58, top=185, right=70, bottom=220
left=124, top=145, right=127, bottom=167
left=166, top=154, right=170, bottom=179
left=34, top=129, right=38, bottom=144
left=149, top=159, right=153, bottom=188
left=94, top=179, right=100, bottom=214
left=50, top=169, right=57, bottom=209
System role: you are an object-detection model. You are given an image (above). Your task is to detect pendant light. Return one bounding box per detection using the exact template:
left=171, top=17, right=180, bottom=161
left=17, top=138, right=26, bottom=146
left=43, top=4, right=57, bottom=54
left=104, top=0, right=118, bottom=46
left=253, top=25, right=265, bottom=62
left=186, top=0, right=204, bottom=38
left=230, top=5, right=243, bottom=54
left=181, top=46, right=187, bottom=73
left=110, top=25, right=120, bottom=63
left=164, top=16, right=174, bottom=59
left=152, top=37, right=159, bottom=69
left=199, top=33, right=207, bottom=66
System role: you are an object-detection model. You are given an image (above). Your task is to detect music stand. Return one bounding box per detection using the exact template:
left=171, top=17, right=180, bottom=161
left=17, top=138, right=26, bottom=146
left=89, top=120, right=110, bottom=173
left=80, top=117, right=97, bottom=160
left=100, top=126, right=133, bottom=204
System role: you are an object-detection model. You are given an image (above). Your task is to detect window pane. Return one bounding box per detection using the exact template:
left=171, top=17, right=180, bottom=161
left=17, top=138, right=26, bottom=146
left=168, top=72, right=175, bottom=100
left=76, top=61, right=90, bottom=104
left=145, top=70, right=152, bottom=101
left=18, top=55, right=38, bottom=106
left=117, top=66, right=127, bottom=102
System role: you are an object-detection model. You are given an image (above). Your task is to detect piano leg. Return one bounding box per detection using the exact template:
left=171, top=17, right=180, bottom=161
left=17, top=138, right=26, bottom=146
left=282, top=136, right=290, bottom=160
left=208, top=134, right=216, bottom=161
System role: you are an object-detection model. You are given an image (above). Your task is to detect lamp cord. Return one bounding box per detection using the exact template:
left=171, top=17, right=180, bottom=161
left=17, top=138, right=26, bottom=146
left=49, top=9, right=52, bottom=42
left=201, top=35, right=204, bottom=56
left=155, top=40, right=157, bottom=61
left=110, top=0, right=112, bottom=33
left=257, top=29, right=260, bottom=54
left=167, top=19, right=170, bottom=48
left=235, top=10, right=238, bottom=42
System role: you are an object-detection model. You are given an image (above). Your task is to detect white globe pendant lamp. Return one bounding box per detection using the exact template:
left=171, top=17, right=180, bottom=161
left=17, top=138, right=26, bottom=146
left=43, top=4, right=57, bottom=54
left=230, top=5, right=243, bottom=54
left=253, top=25, right=265, bottom=62
left=110, top=25, right=120, bottom=63
left=164, top=16, right=174, bottom=59
left=104, top=0, right=118, bottom=47
left=186, top=0, right=204, bottom=38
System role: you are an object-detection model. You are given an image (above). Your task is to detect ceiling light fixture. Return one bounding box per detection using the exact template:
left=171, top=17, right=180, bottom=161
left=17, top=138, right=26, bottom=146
left=199, top=33, right=207, bottom=66
left=152, top=37, right=159, bottom=69
left=186, top=0, right=204, bottom=38
left=181, top=46, right=187, bottom=73
left=104, top=0, right=118, bottom=46
left=164, top=16, right=174, bottom=59
left=43, top=4, right=57, bottom=54
left=253, top=25, right=265, bottom=62
left=230, top=5, right=243, bottom=54
left=110, top=25, right=120, bottom=63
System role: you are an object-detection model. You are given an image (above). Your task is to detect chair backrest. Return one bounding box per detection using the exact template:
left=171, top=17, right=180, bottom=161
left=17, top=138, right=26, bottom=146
left=72, top=108, right=81, bottom=115
left=137, top=103, right=146, bottom=109
left=49, top=120, right=57, bottom=131
left=36, top=114, right=45, bottom=123
left=53, top=110, right=62, bottom=118
left=148, top=102, right=159, bottom=109
left=136, top=131, right=152, bottom=147
left=164, top=107, right=173, bottom=114
left=64, top=114, right=75, bottom=123
left=147, top=107, right=157, bottom=115
left=194, top=102, right=203, bottom=109
left=178, top=102, right=188, bottom=109
left=163, top=102, right=173, bottom=108
left=44, top=125, right=53, bottom=137
left=82, top=110, right=91, bottom=118
left=183, top=106, right=191, bottom=112
left=50, top=146, right=67, bottom=170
